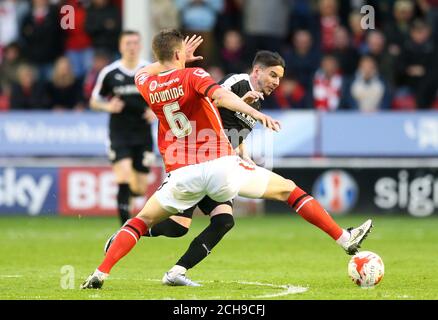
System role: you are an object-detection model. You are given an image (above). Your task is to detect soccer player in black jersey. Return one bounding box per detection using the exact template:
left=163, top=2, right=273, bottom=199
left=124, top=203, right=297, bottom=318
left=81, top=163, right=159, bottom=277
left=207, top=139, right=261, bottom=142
left=90, top=31, right=155, bottom=225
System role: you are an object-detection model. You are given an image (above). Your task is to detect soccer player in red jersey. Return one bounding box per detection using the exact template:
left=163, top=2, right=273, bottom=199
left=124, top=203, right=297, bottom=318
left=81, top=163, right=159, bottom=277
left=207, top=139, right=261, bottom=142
left=83, top=31, right=373, bottom=289
left=103, top=48, right=374, bottom=287
left=81, top=30, right=281, bottom=289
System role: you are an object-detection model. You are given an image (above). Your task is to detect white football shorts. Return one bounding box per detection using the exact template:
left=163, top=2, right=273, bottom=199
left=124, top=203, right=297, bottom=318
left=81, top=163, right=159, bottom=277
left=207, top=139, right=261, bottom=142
left=155, top=155, right=272, bottom=213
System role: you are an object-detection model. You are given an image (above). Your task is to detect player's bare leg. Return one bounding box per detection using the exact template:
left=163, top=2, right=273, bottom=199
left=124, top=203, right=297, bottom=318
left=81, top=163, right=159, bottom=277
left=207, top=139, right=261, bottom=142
left=163, top=204, right=234, bottom=287
left=81, top=194, right=172, bottom=289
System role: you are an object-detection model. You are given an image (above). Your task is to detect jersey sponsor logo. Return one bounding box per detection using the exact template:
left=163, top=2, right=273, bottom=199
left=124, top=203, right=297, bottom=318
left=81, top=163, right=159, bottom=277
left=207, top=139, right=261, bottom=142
left=312, top=170, right=358, bottom=214
left=0, top=167, right=57, bottom=215
left=149, top=80, right=158, bottom=91
left=235, top=111, right=257, bottom=128
left=114, top=73, right=125, bottom=81
left=150, top=78, right=181, bottom=92
left=113, top=85, right=140, bottom=96
left=193, top=69, right=210, bottom=78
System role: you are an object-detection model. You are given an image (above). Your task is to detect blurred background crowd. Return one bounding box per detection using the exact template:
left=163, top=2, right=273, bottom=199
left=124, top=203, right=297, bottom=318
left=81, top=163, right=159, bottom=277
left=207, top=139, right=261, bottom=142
left=0, top=0, right=437, bottom=113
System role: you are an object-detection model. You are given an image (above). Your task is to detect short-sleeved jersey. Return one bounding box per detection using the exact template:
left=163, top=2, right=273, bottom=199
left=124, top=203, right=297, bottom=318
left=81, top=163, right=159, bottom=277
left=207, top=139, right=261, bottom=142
left=135, top=67, right=234, bottom=172
left=92, top=59, right=152, bottom=146
left=218, top=73, right=261, bottom=148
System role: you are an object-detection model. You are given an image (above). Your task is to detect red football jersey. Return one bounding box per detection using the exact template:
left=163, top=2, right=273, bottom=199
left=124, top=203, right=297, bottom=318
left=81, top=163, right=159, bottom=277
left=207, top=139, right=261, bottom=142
left=135, top=67, right=234, bottom=172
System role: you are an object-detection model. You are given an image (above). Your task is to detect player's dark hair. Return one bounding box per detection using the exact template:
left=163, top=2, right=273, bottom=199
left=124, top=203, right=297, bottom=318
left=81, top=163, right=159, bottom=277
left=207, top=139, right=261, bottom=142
left=119, top=30, right=141, bottom=43
left=252, top=50, right=286, bottom=69
left=152, top=29, right=185, bottom=62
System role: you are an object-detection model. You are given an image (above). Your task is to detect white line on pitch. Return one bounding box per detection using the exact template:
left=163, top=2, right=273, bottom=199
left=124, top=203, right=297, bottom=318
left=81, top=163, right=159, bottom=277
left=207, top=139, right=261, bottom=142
left=139, top=278, right=308, bottom=299
left=235, top=281, right=308, bottom=298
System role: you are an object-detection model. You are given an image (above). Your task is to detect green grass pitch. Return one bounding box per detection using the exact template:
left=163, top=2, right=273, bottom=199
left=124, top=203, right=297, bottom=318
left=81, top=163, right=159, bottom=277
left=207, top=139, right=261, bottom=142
left=0, top=214, right=437, bottom=300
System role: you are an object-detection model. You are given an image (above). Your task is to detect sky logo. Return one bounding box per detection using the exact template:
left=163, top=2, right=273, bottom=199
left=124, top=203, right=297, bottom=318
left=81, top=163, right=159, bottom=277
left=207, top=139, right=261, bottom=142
left=0, top=167, right=58, bottom=215
left=312, top=170, right=358, bottom=214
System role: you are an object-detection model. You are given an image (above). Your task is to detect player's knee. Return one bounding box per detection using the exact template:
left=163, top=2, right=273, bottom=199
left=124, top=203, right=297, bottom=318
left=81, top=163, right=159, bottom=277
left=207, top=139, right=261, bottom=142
left=211, top=213, right=235, bottom=235
left=277, top=179, right=296, bottom=202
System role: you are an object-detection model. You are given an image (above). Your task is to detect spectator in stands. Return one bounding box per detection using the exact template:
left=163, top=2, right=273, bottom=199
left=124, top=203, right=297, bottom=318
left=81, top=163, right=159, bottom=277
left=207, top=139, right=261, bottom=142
left=265, top=73, right=308, bottom=110
left=175, top=0, right=224, bottom=65
left=9, top=64, right=49, bottom=110
left=313, top=54, right=343, bottom=111
left=219, top=29, right=247, bottom=74
left=396, top=19, right=438, bottom=108
left=206, top=65, right=225, bottom=83
left=348, top=11, right=367, bottom=53
left=242, top=0, right=290, bottom=54
left=364, top=30, right=395, bottom=88
left=397, top=19, right=438, bottom=109
left=0, top=0, right=19, bottom=61
left=417, top=0, right=438, bottom=42
left=215, top=0, right=243, bottom=35
left=83, top=50, right=111, bottom=101
left=288, top=0, right=315, bottom=33
left=418, top=60, right=438, bottom=110
left=0, top=42, right=24, bottom=97
left=331, top=26, right=359, bottom=77
left=63, top=0, right=94, bottom=81
left=316, top=0, right=341, bottom=53
left=384, top=0, right=415, bottom=57
left=14, top=0, right=31, bottom=28
left=282, top=29, right=320, bottom=103
left=150, top=0, right=180, bottom=31
left=85, top=0, right=121, bottom=58
left=46, top=56, right=84, bottom=111
left=341, top=55, right=391, bottom=112
left=20, top=0, right=63, bottom=81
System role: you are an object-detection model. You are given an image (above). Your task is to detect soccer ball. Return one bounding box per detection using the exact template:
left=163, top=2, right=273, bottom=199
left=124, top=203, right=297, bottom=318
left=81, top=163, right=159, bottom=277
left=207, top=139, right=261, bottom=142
left=348, top=251, right=384, bottom=288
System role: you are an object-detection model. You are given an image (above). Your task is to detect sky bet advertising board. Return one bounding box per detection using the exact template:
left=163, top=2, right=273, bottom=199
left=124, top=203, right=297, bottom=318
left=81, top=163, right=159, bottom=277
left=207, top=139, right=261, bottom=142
left=2, top=165, right=438, bottom=217
left=0, top=166, right=163, bottom=216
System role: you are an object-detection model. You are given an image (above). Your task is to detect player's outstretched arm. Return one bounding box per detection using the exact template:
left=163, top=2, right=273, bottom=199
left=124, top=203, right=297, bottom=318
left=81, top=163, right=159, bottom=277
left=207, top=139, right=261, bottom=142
left=212, top=88, right=281, bottom=132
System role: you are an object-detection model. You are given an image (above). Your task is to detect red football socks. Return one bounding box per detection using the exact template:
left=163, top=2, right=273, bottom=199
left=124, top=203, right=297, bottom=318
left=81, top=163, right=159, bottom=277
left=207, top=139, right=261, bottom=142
left=98, top=217, right=148, bottom=274
left=287, top=187, right=343, bottom=240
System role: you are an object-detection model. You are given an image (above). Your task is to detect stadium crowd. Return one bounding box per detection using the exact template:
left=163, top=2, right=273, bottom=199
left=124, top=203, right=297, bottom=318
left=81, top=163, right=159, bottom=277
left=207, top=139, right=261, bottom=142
left=0, top=0, right=437, bottom=112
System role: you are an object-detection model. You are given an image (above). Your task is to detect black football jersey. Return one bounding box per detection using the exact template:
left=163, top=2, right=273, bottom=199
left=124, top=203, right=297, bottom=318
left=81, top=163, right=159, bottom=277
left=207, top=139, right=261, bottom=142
left=218, top=73, right=261, bottom=148
left=92, top=59, right=152, bottom=146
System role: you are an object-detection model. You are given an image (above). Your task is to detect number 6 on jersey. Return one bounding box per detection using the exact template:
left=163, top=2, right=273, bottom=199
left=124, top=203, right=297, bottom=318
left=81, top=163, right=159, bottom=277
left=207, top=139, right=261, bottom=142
left=163, top=102, right=193, bottom=138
